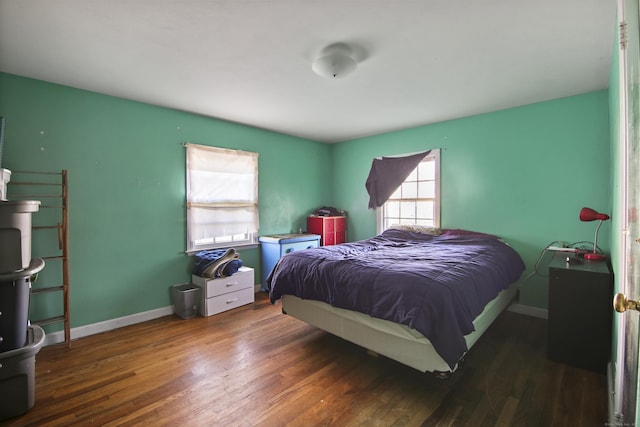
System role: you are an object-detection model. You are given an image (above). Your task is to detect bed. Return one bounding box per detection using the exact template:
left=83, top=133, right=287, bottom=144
left=267, top=226, right=526, bottom=373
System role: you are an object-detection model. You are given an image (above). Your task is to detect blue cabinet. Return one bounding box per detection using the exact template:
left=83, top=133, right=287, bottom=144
left=259, top=233, right=320, bottom=290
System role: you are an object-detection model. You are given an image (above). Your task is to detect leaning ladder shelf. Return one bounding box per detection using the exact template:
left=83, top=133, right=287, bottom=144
left=8, top=170, right=70, bottom=347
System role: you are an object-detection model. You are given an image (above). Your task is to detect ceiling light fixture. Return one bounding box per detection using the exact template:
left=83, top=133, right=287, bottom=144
left=312, top=43, right=358, bottom=79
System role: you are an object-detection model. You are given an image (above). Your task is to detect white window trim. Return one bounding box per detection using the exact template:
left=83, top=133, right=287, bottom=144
left=376, top=149, right=440, bottom=234
left=185, top=143, right=259, bottom=253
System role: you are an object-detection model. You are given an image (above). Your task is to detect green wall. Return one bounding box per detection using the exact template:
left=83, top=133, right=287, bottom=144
left=0, top=72, right=332, bottom=331
left=0, top=71, right=611, bottom=333
left=332, top=91, right=611, bottom=309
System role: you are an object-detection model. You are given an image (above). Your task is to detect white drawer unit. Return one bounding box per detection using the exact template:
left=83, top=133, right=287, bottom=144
left=192, top=267, right=255, bottom=317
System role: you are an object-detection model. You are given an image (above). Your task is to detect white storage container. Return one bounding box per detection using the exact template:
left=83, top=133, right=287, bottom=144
left=0, top=169, right=10, bottom=201
left=0, top=200, right=41, bottom=273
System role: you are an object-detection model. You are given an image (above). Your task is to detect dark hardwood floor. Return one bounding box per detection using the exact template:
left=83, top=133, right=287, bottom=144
left=4, top=293, right=607, bottom=426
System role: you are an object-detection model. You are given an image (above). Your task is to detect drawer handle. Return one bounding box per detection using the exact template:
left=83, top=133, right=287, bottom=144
left=225, top=282, right=238, bottom=287
left=226, top=298, right=238, bottom=304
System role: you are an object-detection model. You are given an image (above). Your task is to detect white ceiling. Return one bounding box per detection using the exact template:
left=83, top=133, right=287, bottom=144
left=0, top=1, right=616, bottom=143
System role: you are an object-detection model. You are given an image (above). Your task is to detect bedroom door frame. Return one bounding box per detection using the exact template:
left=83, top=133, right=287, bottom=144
left=614, top=0, right=640, bottom=424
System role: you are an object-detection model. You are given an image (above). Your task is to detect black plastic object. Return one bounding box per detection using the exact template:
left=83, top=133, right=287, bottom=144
left=0, top=258, right=45, bottom=352
left=0, top=276, right=31, bottom=352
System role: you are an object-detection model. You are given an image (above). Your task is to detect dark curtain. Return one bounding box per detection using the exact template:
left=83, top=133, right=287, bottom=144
left=365, top=150, right=431, bottom=209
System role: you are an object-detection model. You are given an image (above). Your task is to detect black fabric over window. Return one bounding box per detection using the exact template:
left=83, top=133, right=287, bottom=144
left=365, top=150, right=431, bottom=209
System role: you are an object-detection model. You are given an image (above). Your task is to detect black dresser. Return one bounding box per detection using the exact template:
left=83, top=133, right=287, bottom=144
left=547, top=253, right=613, bottom=373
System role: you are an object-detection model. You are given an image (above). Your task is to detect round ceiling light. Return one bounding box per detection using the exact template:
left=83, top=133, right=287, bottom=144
left=312, top=43, right=358, bottom=79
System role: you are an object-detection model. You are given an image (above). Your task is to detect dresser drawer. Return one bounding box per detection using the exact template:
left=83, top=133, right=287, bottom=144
left=280, top=240, right=319, bottom=255
left=201, top=286, right=254, bottom=317
left=324, top=233, right=335, bottom=245
left=192, top=267, right=254, bottom=298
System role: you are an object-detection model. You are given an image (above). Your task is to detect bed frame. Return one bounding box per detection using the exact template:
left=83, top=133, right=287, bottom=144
left=281, top=284, right=518, bottom=373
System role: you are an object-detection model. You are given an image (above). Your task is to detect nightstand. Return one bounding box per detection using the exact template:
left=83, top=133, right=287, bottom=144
left=547, top=253, right=613, bottom=373
left=258, top=233, right=321, bottom=290
left=192, top=267, right=254, bottom=317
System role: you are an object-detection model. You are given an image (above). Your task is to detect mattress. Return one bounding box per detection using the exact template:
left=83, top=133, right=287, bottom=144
left=281, top=284, right=517, bottom=373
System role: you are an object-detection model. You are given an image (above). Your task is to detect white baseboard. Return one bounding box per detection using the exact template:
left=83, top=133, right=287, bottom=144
left=42, top=297, right=546, bottom=347
left=43, top=288, right=266, bottom=347
left=42, top=305, right=175, bottom=346
left=507, top=303, right=548, bottom=319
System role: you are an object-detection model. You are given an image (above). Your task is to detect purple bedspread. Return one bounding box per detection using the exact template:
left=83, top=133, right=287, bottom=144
left=268, top=229, right=525, bottom=369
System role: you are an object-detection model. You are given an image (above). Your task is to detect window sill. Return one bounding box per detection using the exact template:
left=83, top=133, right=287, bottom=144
left=186, top=243, right=259, bottom=256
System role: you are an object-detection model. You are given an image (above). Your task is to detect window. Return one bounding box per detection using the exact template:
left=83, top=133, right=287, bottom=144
left=377, top=149, right=440, bottom=234
left=186, top=143, right=259, bottom=253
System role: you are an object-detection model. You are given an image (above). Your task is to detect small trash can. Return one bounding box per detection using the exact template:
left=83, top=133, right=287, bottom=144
left=172, top=283, right=201, bottom=319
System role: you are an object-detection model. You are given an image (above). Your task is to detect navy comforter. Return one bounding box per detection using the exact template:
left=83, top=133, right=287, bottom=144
left=268, top=229, right=525, bottom=369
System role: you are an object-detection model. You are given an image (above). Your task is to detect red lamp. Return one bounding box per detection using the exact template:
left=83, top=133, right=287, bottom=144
left=579, top=207, right=610, bottom=261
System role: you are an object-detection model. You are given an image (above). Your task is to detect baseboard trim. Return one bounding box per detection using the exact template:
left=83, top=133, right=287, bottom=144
left=42, top=305, right=175, bottom=346
left=507, top=303, right=548, bottom=319
left=43, top=289, right=266, bottom=346
left=43, top=297, right=547, bottom=346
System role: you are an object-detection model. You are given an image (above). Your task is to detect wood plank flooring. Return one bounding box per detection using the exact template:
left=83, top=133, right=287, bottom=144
left=4, top=293, right=607, bottom=426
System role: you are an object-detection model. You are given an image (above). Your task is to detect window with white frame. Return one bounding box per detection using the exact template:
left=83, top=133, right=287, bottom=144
left=186, top=143, right=259, bottom=253
left=377, top=149, right=440, bottom=234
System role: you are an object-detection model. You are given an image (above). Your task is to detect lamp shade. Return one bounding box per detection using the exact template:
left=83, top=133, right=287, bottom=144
left=579, top=207, right=610, bottom=261
left=579, top=207, right=610, bottom=222
left=312, top=43, right=358, bottom=79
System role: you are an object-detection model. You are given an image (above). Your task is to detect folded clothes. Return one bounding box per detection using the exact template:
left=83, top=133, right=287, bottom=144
left=222, top=258, right=243, bottom=277
left=193, top=248, right=243, bottom=278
